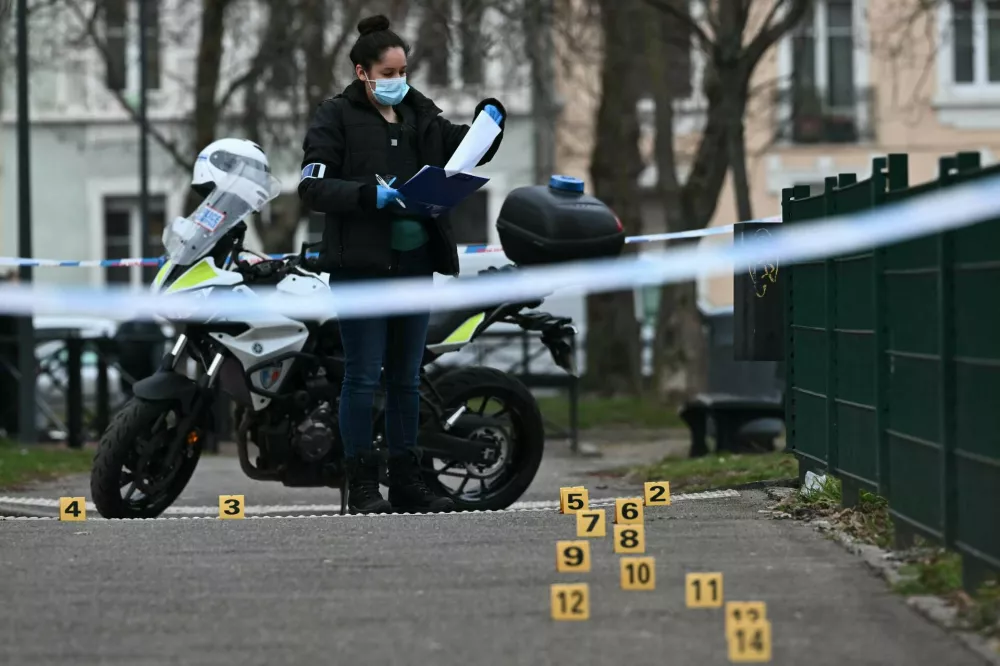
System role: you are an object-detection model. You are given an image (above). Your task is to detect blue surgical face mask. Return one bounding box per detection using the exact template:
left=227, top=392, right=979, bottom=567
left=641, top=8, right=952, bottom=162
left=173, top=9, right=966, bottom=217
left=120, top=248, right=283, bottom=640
left=365, top=73, right=409, bottom=106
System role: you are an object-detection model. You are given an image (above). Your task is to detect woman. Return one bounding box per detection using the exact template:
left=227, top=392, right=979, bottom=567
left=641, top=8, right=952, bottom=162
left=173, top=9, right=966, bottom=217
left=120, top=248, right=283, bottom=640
left=298, top=14, right=506, bottom=514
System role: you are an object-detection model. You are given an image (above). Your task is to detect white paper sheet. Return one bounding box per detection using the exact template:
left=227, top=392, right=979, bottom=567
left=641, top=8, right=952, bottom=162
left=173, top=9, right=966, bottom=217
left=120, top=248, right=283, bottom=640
left=443, top=111, right=502, bottom=177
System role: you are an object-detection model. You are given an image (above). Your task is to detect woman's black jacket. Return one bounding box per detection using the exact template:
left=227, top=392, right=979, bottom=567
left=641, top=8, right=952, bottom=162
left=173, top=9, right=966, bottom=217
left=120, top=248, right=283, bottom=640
left=298, top=79, right=506, bottom=276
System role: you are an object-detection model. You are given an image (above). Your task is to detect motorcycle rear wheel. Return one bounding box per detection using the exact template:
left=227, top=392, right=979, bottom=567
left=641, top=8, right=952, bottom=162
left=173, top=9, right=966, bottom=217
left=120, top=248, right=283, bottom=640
left=422, top=366, right=544, bottom=511
left=91, top=398, right=202, bottom=519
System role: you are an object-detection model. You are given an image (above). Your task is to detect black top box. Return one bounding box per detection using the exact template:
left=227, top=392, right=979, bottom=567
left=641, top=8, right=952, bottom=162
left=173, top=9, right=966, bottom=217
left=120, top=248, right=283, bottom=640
left=496, top=176, right=626, bottom=266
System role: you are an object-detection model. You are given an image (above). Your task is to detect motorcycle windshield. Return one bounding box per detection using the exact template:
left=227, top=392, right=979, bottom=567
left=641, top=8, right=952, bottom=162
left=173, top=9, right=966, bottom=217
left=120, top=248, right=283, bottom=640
left=163, top=162, right=282, bottom=266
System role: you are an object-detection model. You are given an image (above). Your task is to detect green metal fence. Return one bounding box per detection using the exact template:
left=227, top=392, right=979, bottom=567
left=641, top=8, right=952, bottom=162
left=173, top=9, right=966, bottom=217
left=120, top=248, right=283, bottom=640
left=783, top=152, right=1000, bottom=590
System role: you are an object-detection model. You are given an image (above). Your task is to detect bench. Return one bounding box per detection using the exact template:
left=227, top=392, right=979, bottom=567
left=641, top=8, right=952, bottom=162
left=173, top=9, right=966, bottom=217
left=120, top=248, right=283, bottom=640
left=679, top=393, right=785, bottom=457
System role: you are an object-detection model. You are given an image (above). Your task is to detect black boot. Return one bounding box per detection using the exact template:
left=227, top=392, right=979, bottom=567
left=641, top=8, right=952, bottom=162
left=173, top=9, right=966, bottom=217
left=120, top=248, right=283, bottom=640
left=345, top=452, right=392, bottom=514
left=388, top=450, right=456, bottom=513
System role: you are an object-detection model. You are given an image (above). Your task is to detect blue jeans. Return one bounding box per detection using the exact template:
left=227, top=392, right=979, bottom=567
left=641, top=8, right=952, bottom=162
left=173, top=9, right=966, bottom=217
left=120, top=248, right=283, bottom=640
left=336, top=245, right=433, bottom=459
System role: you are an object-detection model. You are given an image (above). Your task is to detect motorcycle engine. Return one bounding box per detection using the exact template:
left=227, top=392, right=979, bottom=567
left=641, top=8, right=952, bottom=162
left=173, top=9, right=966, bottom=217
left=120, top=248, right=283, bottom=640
left=293, top=402, right=338, bottom=463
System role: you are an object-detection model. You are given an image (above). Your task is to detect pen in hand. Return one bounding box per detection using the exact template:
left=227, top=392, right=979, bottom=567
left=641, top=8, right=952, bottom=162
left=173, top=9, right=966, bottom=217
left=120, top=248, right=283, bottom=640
left=375, top=174, right=406, bottom=209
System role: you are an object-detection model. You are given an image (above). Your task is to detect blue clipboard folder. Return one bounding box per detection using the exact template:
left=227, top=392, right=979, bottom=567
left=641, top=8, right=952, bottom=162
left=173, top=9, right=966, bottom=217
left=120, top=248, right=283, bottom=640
left=396, top=166, right=489, bottom=218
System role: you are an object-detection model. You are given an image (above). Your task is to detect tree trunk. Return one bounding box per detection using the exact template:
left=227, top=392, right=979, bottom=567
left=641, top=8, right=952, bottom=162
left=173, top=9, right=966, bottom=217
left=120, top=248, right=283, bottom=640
left=653, top=279, right=707, bottom=398
left=191, top=0, right=230, bottom=159
left=525, top=0, right=557, bottom=184
left=584, top=0, right=644, bottom=396
left=301, top=0, right=331, bottom=112
left=725, top=70, right=753, bottom=222
left=186, top=0, right=231, bottom=214
left=640, top=0, right=810, bottom=400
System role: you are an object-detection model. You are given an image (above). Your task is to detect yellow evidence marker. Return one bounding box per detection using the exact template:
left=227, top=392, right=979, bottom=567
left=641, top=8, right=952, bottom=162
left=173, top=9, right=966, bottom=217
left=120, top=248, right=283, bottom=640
left=619, top=556, right=656, bottom=591
left=559, top=486, right=588, bottom=514
left=550, top=583, right=590, bottom=621
left=728, top=621, right=773, bottom=663
left=725, top=601, right=768, bottom=637
left=612, top=524, right=646, bottom=554
left=59, top=497, right=86, bottom=522
left=556, top=540, right=592, bottom=573
left=685, top=572, right=724, bottom=608
left=644, top=481, right=671, bottom=506
left=614, top=498, right=644, bottom=525
left=576, top=509, right=607, bottom=538
left=218, top=494, right=246, bottom=519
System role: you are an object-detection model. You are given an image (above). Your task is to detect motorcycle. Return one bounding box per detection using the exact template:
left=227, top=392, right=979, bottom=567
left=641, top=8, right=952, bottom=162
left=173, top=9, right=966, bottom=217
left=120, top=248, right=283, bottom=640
left=90, top=164, right=577, bottom=518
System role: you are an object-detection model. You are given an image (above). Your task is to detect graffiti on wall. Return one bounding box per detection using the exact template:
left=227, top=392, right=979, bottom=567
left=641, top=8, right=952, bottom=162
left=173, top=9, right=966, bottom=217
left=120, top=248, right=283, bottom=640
left=748, top=228, right=779, bottom=298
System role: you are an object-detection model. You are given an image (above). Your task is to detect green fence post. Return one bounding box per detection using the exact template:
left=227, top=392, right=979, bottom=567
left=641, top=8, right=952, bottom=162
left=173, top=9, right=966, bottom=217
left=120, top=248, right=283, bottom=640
left=785, top=184, right=813, bottom=479
left=822, top=176, right=845, bottom=501
left=835, top=172, right=859, bottom=505
left=878, top=154, right=909, bottom=504
left=782, top=187, right=798, bottom=469
left=955, top=151, right=981, bottom=172
left=937, top=156, right=958, bottom=554
left=949, top=151, right=996, bottom=592
left=871, top=157, right=888, bottom=496
left=883, top=154, right=916, bottom=552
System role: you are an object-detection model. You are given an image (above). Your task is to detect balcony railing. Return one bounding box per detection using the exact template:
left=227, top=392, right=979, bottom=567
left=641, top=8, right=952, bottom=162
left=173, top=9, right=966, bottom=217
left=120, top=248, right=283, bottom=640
left=773, top=85, right=876, bottom=145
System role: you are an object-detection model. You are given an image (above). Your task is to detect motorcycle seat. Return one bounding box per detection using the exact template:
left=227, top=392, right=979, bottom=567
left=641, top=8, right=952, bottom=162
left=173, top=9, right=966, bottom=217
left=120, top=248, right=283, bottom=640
left=425, top=307, right=487, bottom=346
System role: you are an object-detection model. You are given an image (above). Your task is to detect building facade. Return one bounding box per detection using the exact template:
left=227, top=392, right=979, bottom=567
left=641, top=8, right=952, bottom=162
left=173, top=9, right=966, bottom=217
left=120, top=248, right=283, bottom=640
left=554, top=0, right=1000, bottom=317
left=1, top=0, right=536, bottom=287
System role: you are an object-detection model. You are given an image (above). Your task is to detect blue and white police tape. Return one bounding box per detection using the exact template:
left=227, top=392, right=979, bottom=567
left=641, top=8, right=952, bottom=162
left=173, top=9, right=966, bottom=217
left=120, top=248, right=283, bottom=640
left=0, top=182, right=991, bottom=321
left=0, top=222, right=761, bottom=269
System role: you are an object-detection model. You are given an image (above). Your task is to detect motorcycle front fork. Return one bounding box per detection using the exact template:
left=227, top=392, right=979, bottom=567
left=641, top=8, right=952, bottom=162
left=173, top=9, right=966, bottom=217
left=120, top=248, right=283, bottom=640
left=163, top=333, right=224, bottom=389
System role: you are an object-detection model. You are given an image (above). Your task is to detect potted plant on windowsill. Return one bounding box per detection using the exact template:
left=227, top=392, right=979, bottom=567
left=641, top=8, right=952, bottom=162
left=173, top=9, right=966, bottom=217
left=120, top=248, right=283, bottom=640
left=791, top=87, right=824, bottom=143
left=825, top=112, right=859, bottom=143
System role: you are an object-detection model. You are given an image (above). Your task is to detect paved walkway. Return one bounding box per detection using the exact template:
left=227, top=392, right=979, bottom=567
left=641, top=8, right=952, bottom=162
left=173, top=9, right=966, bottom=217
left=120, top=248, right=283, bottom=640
left=0, top=439, right=991, bottom=665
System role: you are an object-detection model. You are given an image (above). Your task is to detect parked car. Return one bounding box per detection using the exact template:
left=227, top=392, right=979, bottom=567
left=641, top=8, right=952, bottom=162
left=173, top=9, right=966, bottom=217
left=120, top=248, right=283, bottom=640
left=33, top=317, right=171, bottom=435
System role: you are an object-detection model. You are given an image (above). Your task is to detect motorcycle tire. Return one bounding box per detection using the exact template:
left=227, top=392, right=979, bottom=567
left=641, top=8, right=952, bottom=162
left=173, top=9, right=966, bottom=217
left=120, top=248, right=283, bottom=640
left=424, top=366, right=544, bottom=511
left=91, top=398, right=201, bottom=519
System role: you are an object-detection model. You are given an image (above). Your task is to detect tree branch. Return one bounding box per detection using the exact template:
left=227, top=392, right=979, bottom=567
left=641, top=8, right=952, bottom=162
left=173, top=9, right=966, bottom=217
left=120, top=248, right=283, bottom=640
left=744, top=0, right=811, bottom=70
left=218, top=63, right=263, bottom=110
left=641, top=0, right=715, bottom=52
left=64, top=0, right=194, bottom=171
left=326, top=0, right=363, bottom=78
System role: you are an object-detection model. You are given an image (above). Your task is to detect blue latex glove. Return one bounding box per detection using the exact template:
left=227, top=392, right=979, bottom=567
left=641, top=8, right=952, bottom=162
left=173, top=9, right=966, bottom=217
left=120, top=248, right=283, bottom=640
left=483, top=104, right=503, bottom=124
left=376, top=176, right=405, bottom=209
left=376, top=185, right=403, bottom=209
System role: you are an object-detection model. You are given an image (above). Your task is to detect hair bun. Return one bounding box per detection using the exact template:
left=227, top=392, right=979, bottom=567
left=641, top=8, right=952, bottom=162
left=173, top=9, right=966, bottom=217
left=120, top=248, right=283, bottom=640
left=357, top=14, right=391, bottom=36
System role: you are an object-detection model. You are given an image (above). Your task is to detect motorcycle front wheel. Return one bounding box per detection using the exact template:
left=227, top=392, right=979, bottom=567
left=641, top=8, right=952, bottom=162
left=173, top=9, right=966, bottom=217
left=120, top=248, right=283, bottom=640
left=422, top=366, right=545, bottom=511
left=90, top=398, right=202, bottom=519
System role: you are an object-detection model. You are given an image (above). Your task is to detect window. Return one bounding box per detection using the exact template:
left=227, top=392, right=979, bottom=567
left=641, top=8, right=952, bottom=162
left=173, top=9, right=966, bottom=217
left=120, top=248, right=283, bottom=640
left=448, top=189, right=489, bottom=244
left=104, top=0, right=127, bottom=91
left=102, top=0, right=161, bottom=93
left=103, top=195, right=167, bottom=286
left=779, top=0, right=871, bottom=144
left=949, top=0, right=1000, bottom=86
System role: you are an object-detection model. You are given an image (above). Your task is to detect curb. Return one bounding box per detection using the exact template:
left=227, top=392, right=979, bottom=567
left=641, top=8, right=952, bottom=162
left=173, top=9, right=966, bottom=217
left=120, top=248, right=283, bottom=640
left=776, top=511, right=1000, bottom=664
left=724, top=477, right=799, bottom=492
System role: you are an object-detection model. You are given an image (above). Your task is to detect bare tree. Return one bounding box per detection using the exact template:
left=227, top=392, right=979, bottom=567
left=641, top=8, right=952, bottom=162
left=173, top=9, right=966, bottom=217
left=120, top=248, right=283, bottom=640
left=584, top=0, right=646, bottom=395
left=641, top=0, right=811, bottom=398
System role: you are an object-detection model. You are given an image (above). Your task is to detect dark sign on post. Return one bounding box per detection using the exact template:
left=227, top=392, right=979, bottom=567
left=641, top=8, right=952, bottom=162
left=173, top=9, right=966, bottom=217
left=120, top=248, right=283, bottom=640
left=734, top=221, right=784, bottom=361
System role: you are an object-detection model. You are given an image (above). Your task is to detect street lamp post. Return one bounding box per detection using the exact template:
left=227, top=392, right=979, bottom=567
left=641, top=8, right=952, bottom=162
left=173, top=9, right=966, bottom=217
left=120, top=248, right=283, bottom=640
left=138, top=0, right=150, bottom=267
left=15, top=0, right=37, bottom=444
